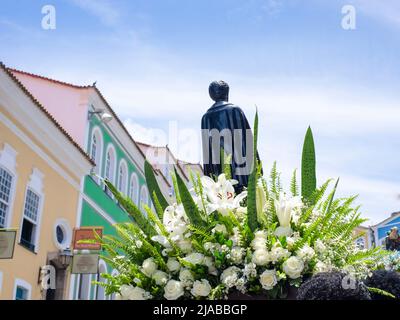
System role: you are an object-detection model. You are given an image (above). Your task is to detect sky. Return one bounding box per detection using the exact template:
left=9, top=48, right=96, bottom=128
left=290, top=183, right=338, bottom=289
left=0, top=0, right=399, bottom=224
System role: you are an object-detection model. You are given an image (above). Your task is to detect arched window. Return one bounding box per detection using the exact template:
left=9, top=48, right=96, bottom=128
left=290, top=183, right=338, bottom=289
left=104, top=145, right=116, bottom=196
left=117, top=160, right=128, bottom=195
left=129, top=173, right=139, bottom=205
left=90, top=127, right=103, bottom=180
left=140, top=185, right=149, bottom=213
left=95, top=260, right=107, bottom=300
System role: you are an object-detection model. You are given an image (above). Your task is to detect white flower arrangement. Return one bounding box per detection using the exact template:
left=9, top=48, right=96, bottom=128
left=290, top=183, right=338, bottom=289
left=94, top=114, right=387, bottom=300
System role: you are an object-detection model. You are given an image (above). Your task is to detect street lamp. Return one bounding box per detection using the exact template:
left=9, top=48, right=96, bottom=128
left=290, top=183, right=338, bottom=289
left=88, top=109, right=113, bottom=123
left=59, top=248, right=73, bottom=269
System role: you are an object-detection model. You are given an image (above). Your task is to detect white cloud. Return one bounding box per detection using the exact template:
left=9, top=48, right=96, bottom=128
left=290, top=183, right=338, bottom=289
left=69, top=0, right=121, bottom=26
left=353, top=0, right=400, bottom=28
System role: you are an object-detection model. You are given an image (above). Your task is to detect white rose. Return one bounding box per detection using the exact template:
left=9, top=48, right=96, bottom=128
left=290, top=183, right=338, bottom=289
left=191, top=279, right=212, bottom=297
left=141, top=257, right=157, bottom=277
left=282, top=256, right=304, bottom=279
left=152, top=270, right=169, bottom=286
left=179, top=268, right=194, bottom=287
left=212, top=224, right=228, bottom=235
left=163, top=280, right=184, bottom=300
left=167, top=258, right=181, bottom=273
left=297, top=244, right=315, bottom=261
left=260, top=270, right=278, bottom=290
left=120, top=285, right=151, bottom=300
left=252, top=249, right=270, bottom=266
left=184, top=252, right=205, bottom=265
left=251, top=237, right=267, bottom=251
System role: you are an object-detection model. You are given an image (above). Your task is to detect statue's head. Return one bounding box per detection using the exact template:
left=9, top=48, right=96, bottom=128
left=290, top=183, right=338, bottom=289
left=209, top=80, right=229, bottom=102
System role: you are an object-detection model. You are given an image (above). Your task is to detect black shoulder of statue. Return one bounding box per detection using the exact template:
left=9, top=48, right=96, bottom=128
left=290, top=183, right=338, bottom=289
left=231, top=105, right=251, bottom=128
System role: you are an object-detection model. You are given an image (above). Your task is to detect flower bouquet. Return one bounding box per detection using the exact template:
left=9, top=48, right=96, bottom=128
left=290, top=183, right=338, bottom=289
left=95, top=113, right=386, bottom=300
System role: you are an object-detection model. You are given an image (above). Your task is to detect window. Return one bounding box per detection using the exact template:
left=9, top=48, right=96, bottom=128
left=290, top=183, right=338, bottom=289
left=13, top=279, right=31, bottom=300
left=0, top=143, right=17, bottom=228
left=117, top=161, right=128, bottom=195
left=129, top=173, right=139, bottom=205
left=53, top=219, right=72, bottom=250
left=140, top=185, right=149, bottom=213
left=90, top=128, right=103, bottom=180
left=104, top=145, right=116, bottom=197
left=20, top=189, right=40, bottom=251
left=90, top=135, right=97, bottom=162
left=0, top=167, right=13, bottom=228
left=15, top=286, right=29, bottom=300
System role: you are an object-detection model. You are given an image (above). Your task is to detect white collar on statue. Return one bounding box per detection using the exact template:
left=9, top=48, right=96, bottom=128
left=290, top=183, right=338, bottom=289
left=210, top=101, right=231, bottom=109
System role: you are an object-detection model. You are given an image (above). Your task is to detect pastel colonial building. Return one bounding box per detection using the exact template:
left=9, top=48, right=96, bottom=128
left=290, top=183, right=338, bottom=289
left=0, top=63, right=93, bottom=299
left=137, top=142, right=203, bottom=193
left=9, top=67, right=171, bottom=300
left=371, top=212, right=400, bottom=248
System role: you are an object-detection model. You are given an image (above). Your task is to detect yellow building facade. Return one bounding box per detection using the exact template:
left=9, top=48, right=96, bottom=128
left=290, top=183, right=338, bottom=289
left=0, top=64, right=93, bottom=300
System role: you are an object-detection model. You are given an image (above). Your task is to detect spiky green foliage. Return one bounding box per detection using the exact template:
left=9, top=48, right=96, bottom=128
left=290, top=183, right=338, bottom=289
left=144, top=160, right=169, bottom=218
left=290, top=169, right=299, bottom=196
left=301, top=126, right=316, bottom=200
left=171, top=171, right=181, bottom=204
left=174, top=167, right=206, bottom=227
left=247, top=110, right=259, bottom=233
left=104, top=180, right=157, bottom=237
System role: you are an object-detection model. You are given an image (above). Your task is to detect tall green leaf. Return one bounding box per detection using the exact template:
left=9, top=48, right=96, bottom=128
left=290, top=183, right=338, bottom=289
left=301, top=126, right=316, bottom=200
left=247, top=110, right=259, bottom=233
left=104, top=180, right=157, bottom=237
left=144, top=160, right=169, bottom=218
left=174, top=168, right=206, bottom=227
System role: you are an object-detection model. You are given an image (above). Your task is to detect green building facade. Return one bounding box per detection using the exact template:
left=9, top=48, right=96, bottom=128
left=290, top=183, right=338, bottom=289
left=70, top=112, right=155, bottom=300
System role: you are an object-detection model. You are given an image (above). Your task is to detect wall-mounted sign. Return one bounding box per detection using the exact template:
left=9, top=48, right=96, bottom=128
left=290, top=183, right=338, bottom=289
left=0, top=229, right=17, bottom=259
left=71, top=254, right=99, bottom=274
left=72, top=227, right=103, bottom=250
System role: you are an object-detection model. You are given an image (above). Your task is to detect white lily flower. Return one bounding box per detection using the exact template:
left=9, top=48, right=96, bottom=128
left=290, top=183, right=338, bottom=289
left=201, top=174, right=247, bottom=215
left=163, top=204, right=189, bottom=240
left=274, top=192, right=303, bottom=237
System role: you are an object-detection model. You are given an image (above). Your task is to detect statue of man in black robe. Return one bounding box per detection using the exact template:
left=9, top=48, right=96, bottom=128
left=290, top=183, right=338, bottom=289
left=201, top=80, right=259, bottom=192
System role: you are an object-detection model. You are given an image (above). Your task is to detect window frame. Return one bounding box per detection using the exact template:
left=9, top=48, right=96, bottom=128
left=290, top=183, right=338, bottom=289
left=18, top=168, right=44, bottom=253
left=140, top=185, right=149, bottom=213
left=13, top=278, right=32, bottom=300
left=90, top=126, right=103, bottom=183
left=117, top=160, right=128, bottom=195
left=0, top=143, right=18, bottom=229
left=104, top=144, right=116, bottom=197
left=129, top=173, right=139, bottom=205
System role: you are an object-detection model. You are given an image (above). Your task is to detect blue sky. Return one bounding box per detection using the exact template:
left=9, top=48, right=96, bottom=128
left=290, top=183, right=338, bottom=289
left=1, top=0, right=399, bottom=224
